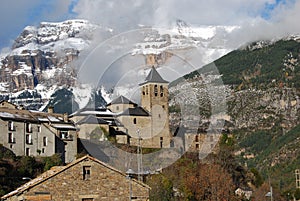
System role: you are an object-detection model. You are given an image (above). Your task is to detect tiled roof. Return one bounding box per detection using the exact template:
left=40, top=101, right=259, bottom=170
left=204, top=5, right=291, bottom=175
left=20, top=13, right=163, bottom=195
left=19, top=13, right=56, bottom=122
left=118, top=106, right=150, bottom=116
left=69, top=107, right=114, bottom=118
left=76, top=115, right=109, bottom=125
left=140, top=66, right=168, bottom=85
left=106, top=95, right=137, bottom=106
left=0, top=102, right=76, bottom=129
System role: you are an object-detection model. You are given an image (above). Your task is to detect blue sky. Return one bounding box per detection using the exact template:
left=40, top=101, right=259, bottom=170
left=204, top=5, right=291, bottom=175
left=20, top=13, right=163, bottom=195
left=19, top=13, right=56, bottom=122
left=0, top=0, right=299, bottom=51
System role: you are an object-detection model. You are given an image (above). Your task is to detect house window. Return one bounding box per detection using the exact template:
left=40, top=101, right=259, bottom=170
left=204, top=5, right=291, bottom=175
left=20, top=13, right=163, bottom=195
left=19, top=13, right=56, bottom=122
left=26, top=148, right=30, bottom=156
left=133, top=118, right=137, bottom=124
left=82, top=199, right=94, bottom=201
left=42, top=148, right=45, bottom=153
left=154, top=85, right=158, bottom=96
left=26, top=134, right=32, bottom=144
left=37, top=126, right=41, bottom=133
left=195, top=135, right=199, bottom=142
left=160, top=137, right=163, bottom=148
left=83, top=166, right=91, bottom=180
left=8, top=133, right=15, bottom=143
left=60, top=131, right=68, bottom=139
left=43, top=137, right=47, bottom=146
left=8, top=121, right=15, bottom=131
left=26, top=123, right=32, bottom=133
left=116, top=106, right=119, bottom=111
left=160, top=85, right=164, bottom=97
left=142, top=86, right=145, bottom=95
left=146, top=86, right=148, bottom=95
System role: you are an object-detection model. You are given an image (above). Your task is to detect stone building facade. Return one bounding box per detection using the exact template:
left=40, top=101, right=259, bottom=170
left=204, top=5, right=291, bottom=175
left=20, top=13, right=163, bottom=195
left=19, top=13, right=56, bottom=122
left=1, top=155, right=150, bottom=201
left=0, top=101, right=77, bottom=163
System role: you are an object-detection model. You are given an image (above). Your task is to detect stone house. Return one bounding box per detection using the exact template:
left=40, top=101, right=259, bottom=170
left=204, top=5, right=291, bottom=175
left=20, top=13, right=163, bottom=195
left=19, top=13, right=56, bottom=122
left=70, top=107, right=126, bottom=142
left=0, top=101, right=77, bottom=163
left=1, top=155, right=150, bottom=201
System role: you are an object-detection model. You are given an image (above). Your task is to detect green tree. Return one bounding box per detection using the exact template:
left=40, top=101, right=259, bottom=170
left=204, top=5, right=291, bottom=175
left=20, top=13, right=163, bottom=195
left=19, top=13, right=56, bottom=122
left=43, top=154, right=63, bottom=171
left=147, top=174, right=173, bottom=201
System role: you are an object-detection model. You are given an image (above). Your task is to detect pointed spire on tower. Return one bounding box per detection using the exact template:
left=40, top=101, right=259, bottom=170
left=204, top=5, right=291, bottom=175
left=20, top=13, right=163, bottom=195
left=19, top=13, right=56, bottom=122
left=140, top=66, right=168, bottom=85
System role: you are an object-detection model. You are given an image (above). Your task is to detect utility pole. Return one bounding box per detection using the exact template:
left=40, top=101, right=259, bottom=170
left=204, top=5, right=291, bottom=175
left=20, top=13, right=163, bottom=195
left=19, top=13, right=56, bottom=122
left=269, top=175, right=273, bottom=201
left=126, top=168, right=134, bottom=201
left=137, top=129, right=143, bottom=182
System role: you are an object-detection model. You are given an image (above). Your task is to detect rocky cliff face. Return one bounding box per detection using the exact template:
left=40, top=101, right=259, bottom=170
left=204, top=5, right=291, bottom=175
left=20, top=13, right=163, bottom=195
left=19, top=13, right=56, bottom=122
left=0, top=20, right=98, bottom=92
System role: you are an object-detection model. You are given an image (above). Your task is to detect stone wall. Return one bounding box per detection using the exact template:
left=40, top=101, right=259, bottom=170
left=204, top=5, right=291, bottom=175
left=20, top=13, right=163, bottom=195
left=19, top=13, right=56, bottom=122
left=6, top=157, right=150, bottom=201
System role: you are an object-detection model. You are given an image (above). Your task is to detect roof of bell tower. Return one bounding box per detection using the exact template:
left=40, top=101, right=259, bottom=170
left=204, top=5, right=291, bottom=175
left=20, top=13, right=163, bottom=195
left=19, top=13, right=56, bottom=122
left=140, top=66, right=168, bottom=85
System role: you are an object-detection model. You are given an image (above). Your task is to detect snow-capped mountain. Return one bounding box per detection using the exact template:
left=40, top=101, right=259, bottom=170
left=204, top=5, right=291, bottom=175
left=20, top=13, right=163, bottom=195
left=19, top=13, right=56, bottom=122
left=0, top=19, right=239, bottom=113
left=0, top=19, right=113, bottom=111
left=0, top=20, right=99, bottom=92
left=133, top=19, right=238, bottom=64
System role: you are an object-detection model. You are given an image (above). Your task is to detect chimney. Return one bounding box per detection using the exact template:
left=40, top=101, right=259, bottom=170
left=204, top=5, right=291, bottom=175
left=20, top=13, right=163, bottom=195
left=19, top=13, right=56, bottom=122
left=63, top=113, right=69, bottom=122
left=48, top=106, right=54, bottom=114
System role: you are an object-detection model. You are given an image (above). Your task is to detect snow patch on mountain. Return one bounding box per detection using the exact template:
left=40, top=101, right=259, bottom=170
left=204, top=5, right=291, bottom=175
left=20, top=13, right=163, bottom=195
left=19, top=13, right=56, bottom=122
left=71, top=84, right=93, bottom=109
left=10, top=19, right=99, bottom=55
left=100, top=86, right=112, bottom=104
left=12, top=62, right=32, bottom=76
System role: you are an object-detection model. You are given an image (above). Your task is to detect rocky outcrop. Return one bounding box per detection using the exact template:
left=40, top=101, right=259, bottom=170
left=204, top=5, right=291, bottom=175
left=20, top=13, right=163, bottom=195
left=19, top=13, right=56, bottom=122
left=0, top=49, right=78, bottom=91
left=0, top=20, right=98, bottom=92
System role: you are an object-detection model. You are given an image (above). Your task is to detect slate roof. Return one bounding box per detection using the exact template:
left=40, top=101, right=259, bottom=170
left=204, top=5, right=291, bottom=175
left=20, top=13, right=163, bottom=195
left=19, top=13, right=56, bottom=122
left=0, top=101, right=75, bottom=128
left=69, top=107, right=114, bottom=118
left=106, top=95, right=137, bottom=106
left=140, top=66, right=168, bottom=85
left=118, top=106, right=150, bottom=116
left=76, top=115, right=109, bottom=125
left=1, top=155, right=150, bottom=200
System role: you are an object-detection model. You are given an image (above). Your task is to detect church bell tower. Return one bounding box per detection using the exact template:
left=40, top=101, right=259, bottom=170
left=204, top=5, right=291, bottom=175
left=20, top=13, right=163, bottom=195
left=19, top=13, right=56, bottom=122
left=139, top=66, right=171, bottom=148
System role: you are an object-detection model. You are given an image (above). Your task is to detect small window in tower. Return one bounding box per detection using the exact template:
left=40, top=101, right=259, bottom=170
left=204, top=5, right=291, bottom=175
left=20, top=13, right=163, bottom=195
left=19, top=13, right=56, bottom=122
left=133, top=118, right=137, bottom=124
left=158, top=114, right=161, bottom=118
left=142, top=86, right=145, bottom=95
left=160, top=137, right=163, bottom=148
left=160, top=86, right=164, bottom=97
left=154, top=85, right=158, bottom=96
left=83, top=166, right=91, bottom=180
left=196, top=144, right=199, bottom=150
left=116, top=106, right=119, bottom=111
left=146, top=86, right=148, bottom=95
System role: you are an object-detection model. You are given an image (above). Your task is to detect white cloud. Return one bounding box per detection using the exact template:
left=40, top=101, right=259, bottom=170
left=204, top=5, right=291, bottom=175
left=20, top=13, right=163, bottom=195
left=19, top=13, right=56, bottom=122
left=72, top=0, right=300, bottom=45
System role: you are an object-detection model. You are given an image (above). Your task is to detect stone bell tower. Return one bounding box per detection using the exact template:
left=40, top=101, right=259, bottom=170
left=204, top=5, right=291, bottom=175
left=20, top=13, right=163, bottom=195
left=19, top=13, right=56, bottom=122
left=139, top=66, right=171, bottom=148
